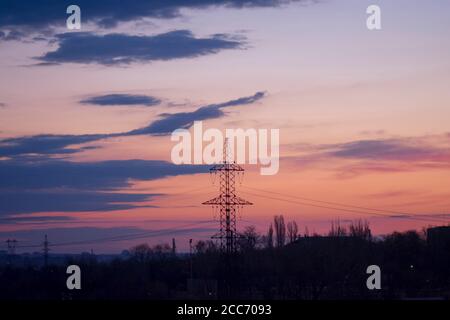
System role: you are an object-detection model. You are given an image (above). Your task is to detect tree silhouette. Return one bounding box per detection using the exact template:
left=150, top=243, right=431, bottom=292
left=1, top=221, right=449, bottom=300
left=274, top=215, right=286, bottom=247
left=267, top=223, right=274, bottom=248
left=287, top=220, right=298, bottom=243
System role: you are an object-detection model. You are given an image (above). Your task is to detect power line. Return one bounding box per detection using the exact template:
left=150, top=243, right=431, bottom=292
left=240, top=189, right=447, bottom=223
left=15, top=221, right=216, bottom=250
left=241, top=185, right=449, bottom=223
left=8, top=181, right=448, bottom=252
left=159, top=186, right=213, bottom=200
left=18, top=222, right=214, bottom=248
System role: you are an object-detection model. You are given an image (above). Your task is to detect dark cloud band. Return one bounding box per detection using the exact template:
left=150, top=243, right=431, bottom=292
left=0, top=92, right=265, bottom=215
left=0, top=91, right=266, bottom=158
left=127, top=91, right=266, bottom=135
left=36, top=30, right=245, bottom=65
left=80, top=94, right=161, bottom=106
left=0, top=0, right=302, bottom=31
left=0, top=159, right=208, bottom=190
left=0, top=190, right=157, bottom=215
left=0, top=159, right=208, bottom=215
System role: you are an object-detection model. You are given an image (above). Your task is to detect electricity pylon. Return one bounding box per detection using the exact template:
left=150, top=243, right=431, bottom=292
left=43, top=234, right=50, bottom=267
left=203, top=139, right=252, bottom=254
left=6, top=239, right=17, bottom=255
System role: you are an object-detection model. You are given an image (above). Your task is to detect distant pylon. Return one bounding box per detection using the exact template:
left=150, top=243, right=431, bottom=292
left=6, top=239, right=17, bottom=255
left=203, top=138, right=252, bottom=253
left=42, top=234, right=50, bottom=267
left=172, top=238, right=176, bottom=255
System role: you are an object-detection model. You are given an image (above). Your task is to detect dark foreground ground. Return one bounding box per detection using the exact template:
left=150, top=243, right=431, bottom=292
left=1, top=225, right=449, bottom=300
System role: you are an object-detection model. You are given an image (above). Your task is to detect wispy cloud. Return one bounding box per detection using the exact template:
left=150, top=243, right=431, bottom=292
left=127, top=91, right=266, bottom=135
left=80, top=94, right=161, bottom=107
left=325, top=139, right=443, bottom=161
left=0, top=215, right=75, bottom=225
left=288, top=134, right=450, bottom=177
left=363, top=190, right=425, bottom=199
left=0, top=29, right=25, bottom=41
left=0, top=134, right=108, bottom=158
left=0, top=91, right=266, bottom=158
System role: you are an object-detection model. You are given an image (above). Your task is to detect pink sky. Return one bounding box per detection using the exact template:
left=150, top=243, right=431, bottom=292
left=0, top=0, right=449, bottom=253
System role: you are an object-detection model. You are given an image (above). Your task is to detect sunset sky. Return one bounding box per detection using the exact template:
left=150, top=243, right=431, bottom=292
left=1, top=0, right=450, bottom=253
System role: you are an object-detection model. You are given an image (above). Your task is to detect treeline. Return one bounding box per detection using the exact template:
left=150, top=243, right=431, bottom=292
left=1, top=216, right=449, bottom=300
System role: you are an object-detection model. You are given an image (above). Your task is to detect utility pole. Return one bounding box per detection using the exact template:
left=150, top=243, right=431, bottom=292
left=6, top=239, right=17, bottom=265
left=172, top=238, right=176, bottom=255
left=42, top=234, right=50, bottom=267
left=203, top=139, right=252, bottom=254
left=189, top=239, right=193, bottom=279
left=6, top=239, right=17, bottom=255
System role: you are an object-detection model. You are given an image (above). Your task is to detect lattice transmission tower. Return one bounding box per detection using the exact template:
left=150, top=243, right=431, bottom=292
left=6, top=239, right=17, bottom=255
left=203, top=139, right=252, bottom=253
left=42, top=234, right=50, bottom=267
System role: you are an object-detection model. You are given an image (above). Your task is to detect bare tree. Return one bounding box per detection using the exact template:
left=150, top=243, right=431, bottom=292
left=267, top=223, right=274, bottom=248
left=130, top=243, right=152, bottom=263
left=304, top=226, right=310, bottom=238
left=239, top=225, right=260, bottom=251
left=194, top=240, right=217, bottom=254
left=172, top=238, right=176, bottom=255
left=195, top=240, right=207, bottom=253
left=152, top=243, right=171, bottom=257
left=329, top=219, right=347, bottom=237
left=349, top=219, right=371, bottom=240
left=287, top=220, right=299, bottom=243
left=274, top=215, right=286, bottom=247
